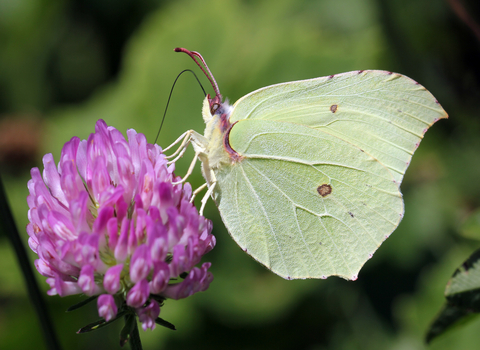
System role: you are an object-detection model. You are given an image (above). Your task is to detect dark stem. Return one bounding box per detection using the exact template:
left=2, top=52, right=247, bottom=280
left=0, top=172, right=62, bottom=350
left=129, top=320, right=143, bottom=350
left=448, top=0, right=480, bottom=43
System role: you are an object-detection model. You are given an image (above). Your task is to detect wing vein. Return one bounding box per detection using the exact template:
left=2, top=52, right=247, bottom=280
left=238, top=163, right=289, bottom=274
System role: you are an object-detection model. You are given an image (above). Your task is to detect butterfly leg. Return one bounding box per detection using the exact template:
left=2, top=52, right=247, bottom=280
left=172, top=151, right=199, bottom=185
left=199, top=181, right=216, bottom=216
left=191, top=182, right=208, bottom=203
left=167, top=142, right=191, bottom=165
left=164, top=130, right=193, bottom=160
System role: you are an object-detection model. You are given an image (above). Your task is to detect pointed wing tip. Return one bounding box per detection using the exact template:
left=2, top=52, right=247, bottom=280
left=420, top=109, right=448, bottom=136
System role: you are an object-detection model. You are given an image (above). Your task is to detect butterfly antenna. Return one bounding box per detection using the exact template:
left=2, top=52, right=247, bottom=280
left=174, top=48, right=223, bottom=110
left=154, top=69, right=206, bottom=144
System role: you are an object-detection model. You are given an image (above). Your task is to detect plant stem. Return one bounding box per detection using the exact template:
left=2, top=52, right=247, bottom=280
left=0, top=173, right=62, bottom=350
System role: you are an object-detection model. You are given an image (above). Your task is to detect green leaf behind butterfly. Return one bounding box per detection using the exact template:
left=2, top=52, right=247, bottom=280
left=445, top=248, right=480, bottom=309
left=426, top=248, right=480, bottom=343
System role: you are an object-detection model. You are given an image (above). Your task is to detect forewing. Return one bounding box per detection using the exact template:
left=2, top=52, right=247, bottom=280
left=213, top=119, right=403, bottom=279
left=228, top=71, right=447, bottom=183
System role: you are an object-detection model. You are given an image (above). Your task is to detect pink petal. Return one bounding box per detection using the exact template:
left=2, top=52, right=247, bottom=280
left=98, top=294, right=118, bottom=322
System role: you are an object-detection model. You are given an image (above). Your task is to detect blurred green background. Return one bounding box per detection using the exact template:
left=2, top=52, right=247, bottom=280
left=1, top=0, right=480, bottom=349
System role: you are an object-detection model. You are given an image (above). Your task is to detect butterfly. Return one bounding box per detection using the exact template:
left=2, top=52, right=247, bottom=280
left=167, top=48, right=448, bottom=280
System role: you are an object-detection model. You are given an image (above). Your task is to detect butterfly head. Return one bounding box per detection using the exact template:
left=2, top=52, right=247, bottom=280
left=202, top=95, right=233, bottom=127
left=176, top=47, right=241, bottom=168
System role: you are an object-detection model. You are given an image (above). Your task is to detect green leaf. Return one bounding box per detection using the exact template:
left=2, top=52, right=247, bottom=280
left=446, top=248, right=480, bottom=308
left=155, top=317, right=176, bottom=330
left=77, top=319, right=108, bottom=334
left=76, top=310, right=127, bottom=334
left=426, top=248, right=480, bottom=343
left=426, top=302, right=479, bottom=344
left=66, top=295, right=98, bottom=312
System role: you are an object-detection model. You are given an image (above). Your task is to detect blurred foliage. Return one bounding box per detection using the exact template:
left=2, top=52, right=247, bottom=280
left=1, top=0, right=480, bottom=349
left=460, top=207, right=480, bottom=240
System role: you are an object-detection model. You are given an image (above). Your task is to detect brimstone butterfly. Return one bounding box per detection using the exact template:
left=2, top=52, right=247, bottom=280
left=168, top=48, right=447, bottom=280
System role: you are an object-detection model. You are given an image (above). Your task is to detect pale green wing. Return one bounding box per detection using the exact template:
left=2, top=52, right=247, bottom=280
left=213, top=119, right=404, bottom=280
left=212, top=71, right=447, bottom=279
left=228, top=70, right=448, bottom=183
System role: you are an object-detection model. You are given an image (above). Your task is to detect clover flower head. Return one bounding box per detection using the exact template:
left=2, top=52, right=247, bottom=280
left=27, top=119, right=215, bottom=330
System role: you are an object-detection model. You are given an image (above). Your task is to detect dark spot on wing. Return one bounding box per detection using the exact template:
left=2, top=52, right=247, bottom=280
left=317, top=184, right=332, bottom=197
left=348, top=212, right=354, bottom=218
left=330, top=104, right=338, bottom=113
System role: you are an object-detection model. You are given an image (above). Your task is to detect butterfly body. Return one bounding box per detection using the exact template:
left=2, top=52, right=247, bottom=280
left=201, top=99, right=236, bottom=171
